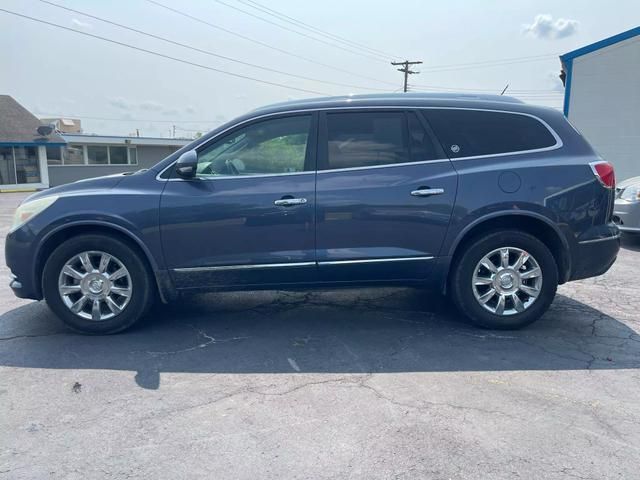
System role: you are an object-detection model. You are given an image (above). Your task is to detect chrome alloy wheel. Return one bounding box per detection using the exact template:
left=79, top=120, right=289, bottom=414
left=58, top=251, right=132, bottom=321
left=472, top=247, right=543, bottom=316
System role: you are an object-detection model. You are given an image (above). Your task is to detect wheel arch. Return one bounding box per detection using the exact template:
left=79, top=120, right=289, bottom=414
left=446, top=211, right=572, bottom=286
left=35, top=221, right=172, bottom=302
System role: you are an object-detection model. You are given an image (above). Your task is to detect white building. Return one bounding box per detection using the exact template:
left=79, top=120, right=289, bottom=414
left=560, top=27, right=640, bottom=181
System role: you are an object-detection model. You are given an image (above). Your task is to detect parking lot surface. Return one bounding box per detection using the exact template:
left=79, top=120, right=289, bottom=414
left=1, top=191, right=639, bottom=479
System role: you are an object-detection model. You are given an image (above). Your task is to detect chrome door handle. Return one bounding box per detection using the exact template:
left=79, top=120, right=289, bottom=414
left=410, top=188, right=445, bottom=197
left=274, top=197, right=307, bottom=206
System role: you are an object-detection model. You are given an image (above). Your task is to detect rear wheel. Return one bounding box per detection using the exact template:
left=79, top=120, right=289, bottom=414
left=43, top=234, right=153, bottom=334
left=450, top=230, right=558, bottom=329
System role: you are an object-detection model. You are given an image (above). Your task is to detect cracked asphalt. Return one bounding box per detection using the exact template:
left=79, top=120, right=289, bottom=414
left=1, top=191, right=640, bottom=479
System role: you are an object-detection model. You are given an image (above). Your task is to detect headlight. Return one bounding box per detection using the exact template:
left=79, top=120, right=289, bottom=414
left=10, top=196, right=59, bottom=232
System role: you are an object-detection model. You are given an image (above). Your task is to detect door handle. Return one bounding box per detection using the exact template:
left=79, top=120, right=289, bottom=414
left=274, top=197, right=307, bottom=207
left=410, top=188, right=445, bottom=197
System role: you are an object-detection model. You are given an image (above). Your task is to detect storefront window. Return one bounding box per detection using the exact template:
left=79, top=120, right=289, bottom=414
left=14, top=146, right=41, bottom=184
left=110, top=146, right=128, bottom=164
left=87, top=146, right=109, bottom=165
left=63, top=145, right=85, bottom=165
left=46, top=146, right=62, bottom=165
left=0, top=147, right=17, bottom=184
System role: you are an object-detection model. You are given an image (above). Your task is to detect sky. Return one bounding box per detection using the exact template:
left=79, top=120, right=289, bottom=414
left=0, top=0, right=638, bottom=138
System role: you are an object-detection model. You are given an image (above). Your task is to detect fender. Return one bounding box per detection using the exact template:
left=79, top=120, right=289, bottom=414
left=443, top=209, right=573, bottom=284
left=35, top=219, right=175, bottom=303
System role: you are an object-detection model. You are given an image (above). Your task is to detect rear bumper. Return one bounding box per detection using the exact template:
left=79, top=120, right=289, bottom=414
left=570, top=233, right=620, bottom=281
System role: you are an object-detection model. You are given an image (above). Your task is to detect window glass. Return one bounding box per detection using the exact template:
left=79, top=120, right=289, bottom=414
left=87, top=146, right=108, bottom=165
left=63, top=145, right=85, bottom=165
left=423, top=109, right=557, bottom=158
left=46, top=146, right=62, bottom=165
left=14, top=147, right=40, bottom=184
left=0, top=147, right=17, bottom=184
left=128, top=147, right=137, bottom=165
left=196, top=115, right=311, bottom=177
left=407, top=112, right=439, bottom=163
left=324, top=111, right=409, bottom=170
left=109, top=146, right=128, bottom=164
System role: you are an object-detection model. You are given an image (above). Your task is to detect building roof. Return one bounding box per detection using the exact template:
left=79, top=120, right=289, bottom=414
left=61, top=133, right=190, bottom=147
left=0, top=95, right=66, bottom=146
left=561, top=26, right=640, bottom=64
left=559, top=26, right=640, bottom=116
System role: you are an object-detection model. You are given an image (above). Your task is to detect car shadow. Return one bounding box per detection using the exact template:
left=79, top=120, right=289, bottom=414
left=0, top=288, right=638, bottom=389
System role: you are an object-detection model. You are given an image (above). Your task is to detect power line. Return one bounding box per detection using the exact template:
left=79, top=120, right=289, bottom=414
left=417, top=55, right=560, bottom=73
left=0, top=7, right=328, bottom=95
left=212, top=0, right=388, bottom=63
left=145, top=0, right=398, bottom=87
left=236, top=0, right=400, bottom=60
left=38, top=0, right=390, bottom=92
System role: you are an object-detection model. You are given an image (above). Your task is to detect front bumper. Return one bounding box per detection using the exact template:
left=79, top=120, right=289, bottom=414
left=5, top=228, right=42, bottom=301
left=570, top=233, right=620, bottom=281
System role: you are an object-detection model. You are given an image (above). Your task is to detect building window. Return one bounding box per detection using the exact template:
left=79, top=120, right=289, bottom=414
left=63, top=145, right=85, bottom=165
left=110, top=146, right=128, bottom=165
left=46, top=146, right=63, bottom=165
left=128, top=147, right=137, bottom=165
left=56, top=145, right=138, bottom=165
left=14, top=146, right=40, bottom=184
left=0, top=147, right=17, bottom=184
left=87, top=146, right=109, bottom=165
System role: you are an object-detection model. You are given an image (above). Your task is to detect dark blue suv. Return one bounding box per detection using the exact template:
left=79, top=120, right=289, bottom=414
left=5, top=94, right=620, bottom=334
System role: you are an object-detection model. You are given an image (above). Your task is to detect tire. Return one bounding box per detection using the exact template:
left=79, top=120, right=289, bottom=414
left=450, top=230, right=558, bottom=329
left=42, top=234, right=153, bottom=334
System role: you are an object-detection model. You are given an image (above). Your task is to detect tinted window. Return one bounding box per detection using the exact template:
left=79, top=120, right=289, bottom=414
left=196, top=115, right=311, bottom=177
left=423, top=109, right=557, bottom=158
left=407, top=112, right=439, bottom=163
left=324, top=112, right=409, bottom=170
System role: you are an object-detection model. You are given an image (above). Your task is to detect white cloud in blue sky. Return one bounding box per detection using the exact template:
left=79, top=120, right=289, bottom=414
left=524, top=14, right=579, bottom=40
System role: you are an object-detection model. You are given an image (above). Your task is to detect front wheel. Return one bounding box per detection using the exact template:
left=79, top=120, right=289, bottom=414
left=42, top=234, right=153, bottom=334
left=450, top=230, right=558, bottom=329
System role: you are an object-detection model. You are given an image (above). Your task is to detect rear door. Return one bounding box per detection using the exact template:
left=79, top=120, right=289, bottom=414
left=315, top=109, right=458, bottom=282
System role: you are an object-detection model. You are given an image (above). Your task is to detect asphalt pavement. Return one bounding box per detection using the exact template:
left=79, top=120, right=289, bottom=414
left=1, top=191, right=639, bottom=479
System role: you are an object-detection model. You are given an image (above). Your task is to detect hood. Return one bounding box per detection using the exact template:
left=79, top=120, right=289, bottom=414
left=23, top=172, right=130, bottom=204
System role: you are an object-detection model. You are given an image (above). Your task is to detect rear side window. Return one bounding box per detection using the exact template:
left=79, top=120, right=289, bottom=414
left=322, top=111, right=440, bottom=170
left=423, top=109, right=558, bottom=158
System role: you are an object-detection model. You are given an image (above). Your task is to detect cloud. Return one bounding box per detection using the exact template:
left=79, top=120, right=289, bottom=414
left=184, top=105, right=196, bottom=115
left=139, top=101, right=164, bottom=112
left=108, top=97, right=132, bottom=110
left=71, top=18, right=92, bottom=29
left=547, top=72, right=565, bottom=92
left=523, top=14, right=578, bottom=39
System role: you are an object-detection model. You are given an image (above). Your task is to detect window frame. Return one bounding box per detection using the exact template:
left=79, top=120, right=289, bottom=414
left=173, top=111, right=318, bottom=180
left=317, top=108, right=447, bottom=172
left=419, top=107, right=563, bottom=161
left=50, top=144, right=138, bottom=166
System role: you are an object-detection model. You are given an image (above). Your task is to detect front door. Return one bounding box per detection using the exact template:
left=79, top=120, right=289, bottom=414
left=315, top=109, right=458, bottom=282
left=159, top=113, right=317, bottom=289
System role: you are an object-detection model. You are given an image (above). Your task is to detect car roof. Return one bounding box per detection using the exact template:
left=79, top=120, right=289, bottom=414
left=249, top=92, right=526, bottom=116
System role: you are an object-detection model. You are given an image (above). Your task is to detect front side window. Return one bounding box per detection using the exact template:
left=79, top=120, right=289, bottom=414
left=423, top=109, right=558, bottom=158
left=323, top=111, right=409, bottom=170
left=196, top=115, right=312, bottom=177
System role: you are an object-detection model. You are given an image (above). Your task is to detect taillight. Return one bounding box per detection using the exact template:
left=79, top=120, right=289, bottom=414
left=589, top=161, right=615, bottom=189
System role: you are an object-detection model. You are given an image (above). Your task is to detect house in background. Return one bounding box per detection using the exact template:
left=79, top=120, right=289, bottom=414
left=0, top=95, right=190, bottom=190
left=0, top=95, right=64, bottom=191
left=560, top=26, right=640, bottom=181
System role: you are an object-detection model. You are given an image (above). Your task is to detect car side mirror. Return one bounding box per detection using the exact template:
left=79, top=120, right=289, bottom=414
left=174, top=149, right=198, bottom=179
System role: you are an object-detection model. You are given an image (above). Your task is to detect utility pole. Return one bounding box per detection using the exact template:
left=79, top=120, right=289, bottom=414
left=391, top=60, right=422, bottom=92
left=172, top=125, right=176, bottom=138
